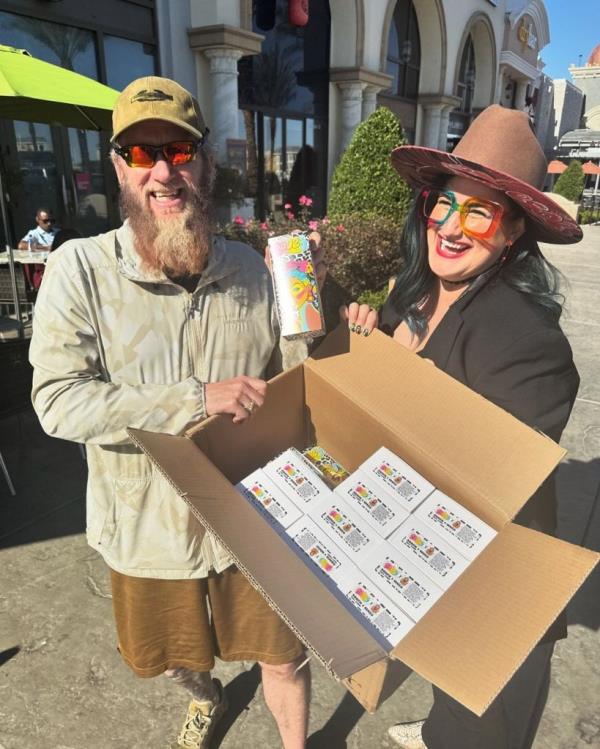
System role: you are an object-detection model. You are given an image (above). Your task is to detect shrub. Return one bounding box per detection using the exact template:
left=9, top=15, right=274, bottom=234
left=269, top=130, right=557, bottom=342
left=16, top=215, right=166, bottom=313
left=319, top=214, right=402, bottom=299
left=553, top=160, right=585, bottom=203
left=328, top=106, right=412, bottom=223
left=578, top=208, right=600, bottom=225
left=357, top=286, right=389, bottom=310
left=221, top=212, right=402, bottom=300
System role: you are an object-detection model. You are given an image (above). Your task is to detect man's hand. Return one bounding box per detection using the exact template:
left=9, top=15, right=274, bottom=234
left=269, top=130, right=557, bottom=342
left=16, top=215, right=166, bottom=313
left=205, top=376, right=267, bottom=424
left=339, top=302, right=379, bottom=336
left=265, top=231, right=327, bottom=291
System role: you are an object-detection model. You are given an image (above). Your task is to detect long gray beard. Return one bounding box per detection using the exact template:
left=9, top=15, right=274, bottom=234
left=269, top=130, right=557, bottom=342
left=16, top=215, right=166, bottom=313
left=120, top=181, right=215, bottom=279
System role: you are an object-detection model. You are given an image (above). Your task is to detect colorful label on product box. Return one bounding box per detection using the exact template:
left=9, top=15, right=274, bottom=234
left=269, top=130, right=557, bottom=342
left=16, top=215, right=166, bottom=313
left=415, top=490, right=497, bottom=560
left=264, top=448, right=331, bottom=507
left=360, top=447, right=435, bottom=512
left=268, top=233, right=325, bottom=340
left=389, top=519, right=470, bottom=587
left=339, top=575, right=415, bottom=647
left=286, top=517, right=352, bottom=585
left=335, top=469, right=408, bottom=537
left=236, top=469, right=303, bottom=530
left=313, top=496, right=378, bottom=561
left=364, top=546, right=444, bottom=621
left=302, top=445, right=350, bottom=488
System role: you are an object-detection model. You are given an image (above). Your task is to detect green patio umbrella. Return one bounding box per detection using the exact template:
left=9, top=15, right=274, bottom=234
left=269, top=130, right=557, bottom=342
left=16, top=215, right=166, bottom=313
left=0, top=44, right=118, bottom=129
left=0, top=45, right=119, bottom=326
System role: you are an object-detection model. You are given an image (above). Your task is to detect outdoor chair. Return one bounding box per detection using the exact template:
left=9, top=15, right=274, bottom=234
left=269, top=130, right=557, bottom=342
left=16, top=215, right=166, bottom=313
left=0, top=264, right=37, bottom=320
left=0, top=337, right=33, bottom=495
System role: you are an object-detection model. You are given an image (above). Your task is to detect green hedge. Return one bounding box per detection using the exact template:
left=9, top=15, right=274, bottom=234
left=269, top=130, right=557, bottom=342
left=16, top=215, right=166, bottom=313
left=553, top=160, right=585, bottom=202
left=328, top=107, right=412, bottom=223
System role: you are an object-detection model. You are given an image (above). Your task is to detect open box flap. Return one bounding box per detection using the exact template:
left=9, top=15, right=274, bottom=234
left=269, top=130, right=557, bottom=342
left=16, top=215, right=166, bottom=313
left=307, top=326, right=565, bottom=528
left=390, top=523, right=599, bottom=716
left=128, top=427, right=387, bottom=680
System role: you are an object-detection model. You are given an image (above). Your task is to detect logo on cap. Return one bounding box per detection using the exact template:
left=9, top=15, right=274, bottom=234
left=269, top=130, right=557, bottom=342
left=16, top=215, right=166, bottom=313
left=130, top=89, right=174, bottom=104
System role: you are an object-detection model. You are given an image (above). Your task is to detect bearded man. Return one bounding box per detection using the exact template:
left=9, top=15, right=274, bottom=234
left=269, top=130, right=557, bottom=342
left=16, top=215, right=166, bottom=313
left=29, top=77, right=320, bottom=749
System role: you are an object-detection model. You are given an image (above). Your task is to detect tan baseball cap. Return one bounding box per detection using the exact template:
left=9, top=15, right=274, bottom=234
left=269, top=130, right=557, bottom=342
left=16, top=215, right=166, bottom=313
left=111, top=75, right=208, bottom=143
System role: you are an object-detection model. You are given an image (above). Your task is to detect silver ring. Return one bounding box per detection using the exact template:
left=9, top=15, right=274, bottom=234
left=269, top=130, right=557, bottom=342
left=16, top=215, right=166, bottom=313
left=243, top=400, right=255, bottom=414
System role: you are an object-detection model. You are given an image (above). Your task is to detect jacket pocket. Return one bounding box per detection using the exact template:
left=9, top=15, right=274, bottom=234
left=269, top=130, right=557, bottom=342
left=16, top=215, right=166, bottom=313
left=99, top=476, right=151, bottom=550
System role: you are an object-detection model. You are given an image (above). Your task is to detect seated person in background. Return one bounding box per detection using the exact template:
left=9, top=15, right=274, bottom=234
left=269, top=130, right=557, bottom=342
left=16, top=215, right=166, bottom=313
left=25, top=228, right=83, bottom=292
left=51, top=228, right=82, bottom=252
left=18, top=208, right=59, bottom=250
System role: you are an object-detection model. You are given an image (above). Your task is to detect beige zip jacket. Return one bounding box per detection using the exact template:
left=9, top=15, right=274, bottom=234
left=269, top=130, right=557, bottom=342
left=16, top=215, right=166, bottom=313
left=30, top=222, right=308, bottom=578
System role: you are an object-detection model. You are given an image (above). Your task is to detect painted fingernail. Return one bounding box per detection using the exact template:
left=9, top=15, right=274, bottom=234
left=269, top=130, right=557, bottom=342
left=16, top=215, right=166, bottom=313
left=349, top=323, right=356, bottom=332
left=363, top=328, right=370, bottom=337
left=355, top=325, right=362, bottom=334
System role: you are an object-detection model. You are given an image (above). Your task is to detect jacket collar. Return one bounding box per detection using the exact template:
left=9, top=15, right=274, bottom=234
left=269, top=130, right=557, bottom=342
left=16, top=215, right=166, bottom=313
left=114, top=221, right=239, bottom=290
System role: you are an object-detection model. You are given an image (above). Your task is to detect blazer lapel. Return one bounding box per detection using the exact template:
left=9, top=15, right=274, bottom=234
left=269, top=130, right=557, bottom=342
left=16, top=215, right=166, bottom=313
left=419, top=305, right=464, bottom=369
left=419, top=266, right=501, bottom=368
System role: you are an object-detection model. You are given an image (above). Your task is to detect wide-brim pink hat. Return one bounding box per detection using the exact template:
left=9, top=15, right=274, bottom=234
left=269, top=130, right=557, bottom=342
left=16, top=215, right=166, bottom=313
left=391, top=105, right=582, bottom=245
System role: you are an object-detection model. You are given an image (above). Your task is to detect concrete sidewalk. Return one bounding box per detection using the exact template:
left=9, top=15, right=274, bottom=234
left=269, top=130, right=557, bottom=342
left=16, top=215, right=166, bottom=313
left=0, top=227, right=598, bottom=749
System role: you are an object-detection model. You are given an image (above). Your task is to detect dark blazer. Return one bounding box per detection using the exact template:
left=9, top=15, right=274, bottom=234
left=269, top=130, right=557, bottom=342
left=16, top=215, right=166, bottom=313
left=381, top=271, right=580, bottom=641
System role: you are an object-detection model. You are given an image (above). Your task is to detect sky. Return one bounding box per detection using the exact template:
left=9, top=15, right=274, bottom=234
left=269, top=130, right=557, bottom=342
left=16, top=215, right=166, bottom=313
left=541, top=0, right=600, bottom=79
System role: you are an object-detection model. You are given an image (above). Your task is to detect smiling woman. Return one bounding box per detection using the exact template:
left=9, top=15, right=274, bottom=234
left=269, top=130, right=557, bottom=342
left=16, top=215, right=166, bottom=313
left=342, top=104, right=583, bottom=749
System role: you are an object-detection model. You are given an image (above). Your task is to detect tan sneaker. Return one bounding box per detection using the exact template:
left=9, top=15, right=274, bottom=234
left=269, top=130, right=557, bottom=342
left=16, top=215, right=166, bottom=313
left=387, top=719, right=427, bottom=748
left=172, top=679, right=228, bottom=749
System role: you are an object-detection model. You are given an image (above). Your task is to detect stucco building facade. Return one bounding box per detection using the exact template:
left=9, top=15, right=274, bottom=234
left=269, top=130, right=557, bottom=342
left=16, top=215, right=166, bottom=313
left=157, top=0, right=551, bottom=219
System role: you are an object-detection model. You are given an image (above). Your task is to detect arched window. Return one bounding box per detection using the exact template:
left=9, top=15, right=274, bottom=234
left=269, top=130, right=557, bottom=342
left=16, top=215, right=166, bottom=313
left=386, top=0, right=421, bottom=100
left=456, top=36, right=476, bottom=114
left=447, top=35, right=477, bottom=149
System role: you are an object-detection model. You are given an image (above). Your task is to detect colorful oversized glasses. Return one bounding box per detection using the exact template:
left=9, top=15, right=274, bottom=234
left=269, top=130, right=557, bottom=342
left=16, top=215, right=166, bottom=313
left=422, top=188, right=505, bottom=239
left=113, top=140, right=201, bottom=169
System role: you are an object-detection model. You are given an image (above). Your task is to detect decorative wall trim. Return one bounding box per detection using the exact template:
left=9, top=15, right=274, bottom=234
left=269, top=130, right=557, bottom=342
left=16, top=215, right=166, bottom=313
left=188, top=24, right=264, bottom=55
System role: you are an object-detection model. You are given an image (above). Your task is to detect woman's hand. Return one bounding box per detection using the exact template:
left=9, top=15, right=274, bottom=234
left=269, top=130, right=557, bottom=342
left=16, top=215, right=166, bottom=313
left=264, top=231, right=327, bottom=291
left=339, top=302, right=379, bottom=336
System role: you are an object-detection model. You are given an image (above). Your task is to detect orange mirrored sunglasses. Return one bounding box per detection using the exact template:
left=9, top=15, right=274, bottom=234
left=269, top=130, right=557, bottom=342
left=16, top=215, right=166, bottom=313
left=113, top=140, right=201, bottom=168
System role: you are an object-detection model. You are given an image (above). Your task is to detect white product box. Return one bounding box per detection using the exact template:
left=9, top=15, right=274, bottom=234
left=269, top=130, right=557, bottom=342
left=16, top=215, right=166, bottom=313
left=416, top=490, right=497, bottom=561
left=389, top=517, right=471, bottom=588
left=360, top=447, right=435, bottom=513
left=363, top=545, right=444, bottom=621
left=285, top=516, right=354, bottom=586
left=339, top=573, right=416, bottom=647
left=264, top=447, right=332, bottom=508
left=236, top=469, right=303, bottom=530
left=312, top=495, right=380, bottom=563
left=334, top=469, right=408, bottom=538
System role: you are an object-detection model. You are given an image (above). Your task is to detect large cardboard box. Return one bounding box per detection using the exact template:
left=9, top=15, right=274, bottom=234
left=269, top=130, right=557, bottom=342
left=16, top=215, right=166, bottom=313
left=129, top=326, right=598, bottom=717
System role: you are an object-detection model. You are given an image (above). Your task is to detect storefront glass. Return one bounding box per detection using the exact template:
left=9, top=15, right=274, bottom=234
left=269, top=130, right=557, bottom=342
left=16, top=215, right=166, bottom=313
left=0, top=7, right=157, bottom=243
left=237, top=0, right=330, bottom=219
left=104, top=35, right=156, bottom=91
left=0, top=11, right=98, bottom=78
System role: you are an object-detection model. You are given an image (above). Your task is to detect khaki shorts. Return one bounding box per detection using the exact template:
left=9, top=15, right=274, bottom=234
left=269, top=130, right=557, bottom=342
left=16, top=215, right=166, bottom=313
left=110, top=566, right=304, bottom=677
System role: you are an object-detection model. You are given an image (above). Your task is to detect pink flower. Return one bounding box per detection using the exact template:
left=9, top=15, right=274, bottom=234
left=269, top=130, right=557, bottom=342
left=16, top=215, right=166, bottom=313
left=233, top=215, right=244, bottom=225
left=260, top=222, right=269, bottom=230
left=284, top=203, right=292, bottom=210
left=321, top=217, right=330, bottom=225
left=336, top=223, right=345, bottom=232
left=308, top=220, right=319, bottom=231
left=299, top=195, right=313, bottom=207
left=286, top=211, right=295, bottom=220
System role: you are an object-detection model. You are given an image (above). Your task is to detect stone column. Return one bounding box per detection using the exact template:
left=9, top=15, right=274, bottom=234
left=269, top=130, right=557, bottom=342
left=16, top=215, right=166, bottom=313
left=514, top=79, right=528, bottom=111
left=421, top=104, right=443, bottom=148
left=203, top=48, right=243, bottom=162
left=337, top=81, right=367, bottom=154
left=438, top=104, right=456, bottom=150
left=362, top=85, right=379, bottom=119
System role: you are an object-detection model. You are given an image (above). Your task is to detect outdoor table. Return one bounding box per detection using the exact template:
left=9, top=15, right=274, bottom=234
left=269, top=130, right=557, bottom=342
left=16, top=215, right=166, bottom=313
left=0, top=250, right=49, bottom=264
